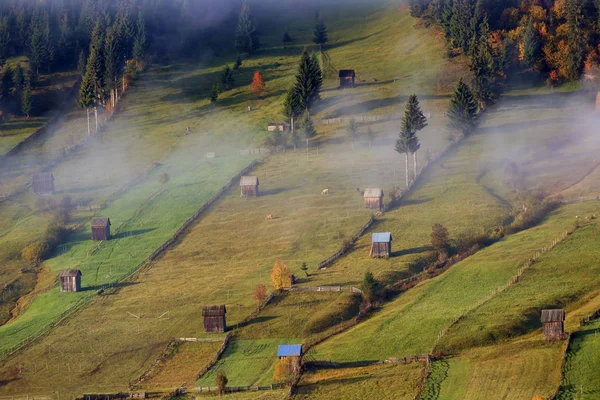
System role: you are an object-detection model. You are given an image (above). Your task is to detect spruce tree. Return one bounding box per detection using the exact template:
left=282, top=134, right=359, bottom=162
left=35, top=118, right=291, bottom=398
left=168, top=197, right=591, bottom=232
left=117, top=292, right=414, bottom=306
left=12, top=65, right=24, bottom=96
left=449, top=0, right=473, bottom=53
left=0, top=16, right=10, bottom=65
left=403, top=94, right=426, bottom=176
left=447, top=78, right=478, bottom=136
left=282, top=89, right=298, bottom=132
left=233, top=54, right=242, bottom=70
left=21, top=82, right=32, bottom=118
left=313, top=19, right=328, bottom=51
left=292, top=49, right=322, bottom=113
left=470, top=16, right=496, bottom=107
left=77, top=50, right=87, bottom=75
left=29, top=25, right=46, bottom=77
left=104, top=26, right=119, bottom=106
left=210, top=84, right=220, bottom=103
left=299, top=112, right=316, bottom=141
left=235, top=0, right=260, bottom=56
left=395, top=117, right=412, bottom=188
left=77, top=72, right=95, bottom=136
left=345, top=118, right=359, bottom=150
left=221, top=65, right=235, bottom=90
left=132, top=12, right=146, bottom=63
left=522, top=18, right=541, bottom=69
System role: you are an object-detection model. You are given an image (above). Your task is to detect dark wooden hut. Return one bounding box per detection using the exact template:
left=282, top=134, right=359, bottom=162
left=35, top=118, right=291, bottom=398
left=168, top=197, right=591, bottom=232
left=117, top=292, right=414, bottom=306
left=363, top=188, right=384, bottom=210
left=59, top=269, right=82, bottom=292
left=541, top=309, right=565, bottom=340
left=32, top=172, right=55, bottom=195
left=203, top=305, right=226, bottom=333
left=339, top=70, right=356, bottom=88
left=277, top=344, right=302, bottom=372
left=370, top=232, right=392, bottom=258
left=240, top=176, right=259, bottom=197
left=91, top=217, right=111, bottom=241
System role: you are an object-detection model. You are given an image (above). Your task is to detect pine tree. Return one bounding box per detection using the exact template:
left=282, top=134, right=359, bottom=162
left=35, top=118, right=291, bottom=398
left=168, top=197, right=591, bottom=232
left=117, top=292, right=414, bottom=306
left=449, top=0, right=473, bottom=53
left=282, top=89, right=298, bottom=132
left=233, top=54, right=242, bottom=70
left=77, top=50, right=87, bottom=75
left=403, top=94, right=426, bottom=176
left=77, top=72, right=95, bottom=136
left=0, top=16, right=10, bottom=65
left=470, top=16, right=496, bottom=106
left=292, top=49, right=323, bottom=113
left=21, top=82, right=32, bottom=118
left=210, top=83, right=220, bottom=103
left=221, top=65, right=235, bottom=90
left=447, top=78, right=478, bottom=136
left=12, top=65, right=24, bottom=96
left=235, top=0, right=260, bottom=55
left=132, top=12, right=146, bottom=63
left=299, top=112, right=316, bottom=141
left=313, top=19, right=328, bottom=51
left=29, top=25, right=46, bottom=77
left=345, top=118, right=359, bottom=150
left=104, top=26, right=119, bottom=107
left=395, top=117, right=412, bottom=188
left=522, top=18, right=541, bottom=69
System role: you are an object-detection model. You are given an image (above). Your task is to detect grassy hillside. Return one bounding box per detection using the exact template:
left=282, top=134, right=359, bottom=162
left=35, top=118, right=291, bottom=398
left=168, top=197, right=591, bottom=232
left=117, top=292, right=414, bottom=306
left=294, top=363, right=423, bottom=399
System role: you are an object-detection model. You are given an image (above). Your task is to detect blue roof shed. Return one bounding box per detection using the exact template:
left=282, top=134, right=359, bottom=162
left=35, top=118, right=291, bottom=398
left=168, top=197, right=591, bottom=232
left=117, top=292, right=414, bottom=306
left=277, top=344, right=302, bottom=357
left=372, top=232, right=392, bottom=243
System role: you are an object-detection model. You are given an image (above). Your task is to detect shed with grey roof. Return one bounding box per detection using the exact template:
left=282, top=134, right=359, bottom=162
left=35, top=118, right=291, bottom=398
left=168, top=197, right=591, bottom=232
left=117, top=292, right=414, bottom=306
left=91, top=217, right=111, bottom=241
left=363, top=188, right=384, bottom=210
left=541, top=309, right=565, bottom=340
left=370, top=232, right=392, bottom=258
left=240, top=176, right=259, bottom=198
left=59, top=269, right=82, bottom=292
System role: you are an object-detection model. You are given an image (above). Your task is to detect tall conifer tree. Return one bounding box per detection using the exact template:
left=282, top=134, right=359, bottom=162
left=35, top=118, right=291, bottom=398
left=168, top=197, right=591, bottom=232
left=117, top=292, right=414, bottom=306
left=447, top=78, right=478, bottom=136
left=235, top=0, right=259, bottom=55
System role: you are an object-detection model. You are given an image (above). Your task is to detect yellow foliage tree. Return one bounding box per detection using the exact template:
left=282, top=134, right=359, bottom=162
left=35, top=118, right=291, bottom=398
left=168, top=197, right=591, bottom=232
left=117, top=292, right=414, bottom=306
left=271, top=259, right=292, bottom=290
left=273, top=356, right=298, bottom=385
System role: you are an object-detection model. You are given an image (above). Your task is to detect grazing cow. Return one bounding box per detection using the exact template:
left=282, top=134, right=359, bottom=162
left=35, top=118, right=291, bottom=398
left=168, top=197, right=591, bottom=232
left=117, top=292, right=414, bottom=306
left=266, top=214, right=273, bottom=220
left=321, top=189, right=329, bottom=195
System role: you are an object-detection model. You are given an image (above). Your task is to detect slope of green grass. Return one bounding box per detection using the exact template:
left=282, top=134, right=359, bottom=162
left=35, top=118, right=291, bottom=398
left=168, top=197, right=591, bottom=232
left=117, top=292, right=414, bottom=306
left=439, top=205, right=600, bottom=353
left=557, top=319, right=600, bottom=400
left=427, top=339, right=563, bottom=400
left=294, top=363, right=423, bottom=400
left=313, top=202, right=591, bottom=362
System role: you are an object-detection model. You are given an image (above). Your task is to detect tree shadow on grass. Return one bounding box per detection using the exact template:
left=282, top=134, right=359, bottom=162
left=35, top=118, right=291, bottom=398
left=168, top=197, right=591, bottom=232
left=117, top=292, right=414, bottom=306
left=391, top=246, right=433, bottom=258
left=82, top=281, right=139, bottom=292
left=261, top=186, right=296, bottom=196
left=112, top=227, right=157, bottom=239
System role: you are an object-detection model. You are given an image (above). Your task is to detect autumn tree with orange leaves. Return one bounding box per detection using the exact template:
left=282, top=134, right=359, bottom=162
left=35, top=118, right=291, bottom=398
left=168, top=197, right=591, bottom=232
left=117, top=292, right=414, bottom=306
left=251, top=71, right=266, bottom=98
left=253, top=284, right=267, bottom=305
left=271, top=259, right=292, bottom=290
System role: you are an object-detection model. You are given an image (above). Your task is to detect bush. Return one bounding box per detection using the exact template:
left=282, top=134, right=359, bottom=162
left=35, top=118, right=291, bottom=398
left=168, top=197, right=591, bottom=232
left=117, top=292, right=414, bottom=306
left=21, top=242, right=46, bottom=263
left=159, top=172, right=169, bottom=185
left=215, top=371, right=228, bottom=395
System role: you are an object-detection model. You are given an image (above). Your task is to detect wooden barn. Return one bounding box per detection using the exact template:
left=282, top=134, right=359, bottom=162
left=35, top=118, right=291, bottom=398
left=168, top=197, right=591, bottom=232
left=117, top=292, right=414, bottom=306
left=32, top=172, right=55, bottom=195
left=240, top=176, right=259, bottom=197
left=277, top=344, right=302, bottom=372
left=59, top=269, right=82, bottom=292
left=267, top=123, right=287, bottom=132
left=91, top=217, right=111, bottom=241
left=363, top=188, right=384, bottom=210
left=541, top=309, right=565, bottom=340
left=203, top=305, right=226, bottom=333
left=339, top=70, right=356, bottom=88
left=370, top=232, right=392, bottom=258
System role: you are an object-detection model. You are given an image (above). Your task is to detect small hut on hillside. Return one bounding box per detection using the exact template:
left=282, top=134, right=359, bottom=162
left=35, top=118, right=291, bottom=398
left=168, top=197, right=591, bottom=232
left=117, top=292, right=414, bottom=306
left=541, top=309, right=565, bottom=340
left=59, top=269, right=82, bottom=292
left=240, top=176, right=259, bottom=197
left=363, top=188, right=384, bottom=210
left=32, top=172, right=55, bottom=195
left=203, top=305, right=226, bottom=333
left=91, top=217, right=111, bottom=241
left=277, top=344, right=302, bottom=372
left=267, top=123, right=288, bottom=132
left=370, top=232, right=392, bottom=258
left=339, top=70, right=356, bottom=88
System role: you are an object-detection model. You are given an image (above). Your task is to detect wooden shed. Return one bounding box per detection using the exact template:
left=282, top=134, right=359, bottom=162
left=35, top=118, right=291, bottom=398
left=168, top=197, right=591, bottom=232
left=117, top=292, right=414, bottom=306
left=277, top=344, right=302, bottom=372
left=267, top=123, right=288, bottom=132
left=363, top=188, right=384, bottom=210
left=91, top=217, right=111, bottom=241
left=203, top=305, right=226, bottom=333
left=32, top=172, right=55, bottom=195
left=240, top=176, right=259, bottom=197
left=59, top=269, right=82, bottom=292
left=541, top=309, right=565, bottom=340
left=370, top=232, right=392, bottom=258
left=339, top=70, right=356, bottom=88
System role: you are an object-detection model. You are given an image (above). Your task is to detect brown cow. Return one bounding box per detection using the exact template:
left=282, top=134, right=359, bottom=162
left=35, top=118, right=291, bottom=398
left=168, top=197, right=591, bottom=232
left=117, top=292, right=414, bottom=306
left=266, top=214, right=273, bottom=220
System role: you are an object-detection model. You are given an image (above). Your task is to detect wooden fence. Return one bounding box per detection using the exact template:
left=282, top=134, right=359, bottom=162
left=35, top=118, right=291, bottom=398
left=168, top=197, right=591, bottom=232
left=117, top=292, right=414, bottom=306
left=579, top=309, right=600, bottom=326
left=547, top=333, right=572, bottom=400
left=129, top=339, right=177, bottom=388
left=283, top=286, right=363, bottom=294
left=194, top=384, right=283, bottom=393
left=194, top=332, right=234, bottom=380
